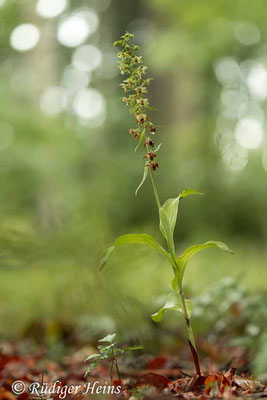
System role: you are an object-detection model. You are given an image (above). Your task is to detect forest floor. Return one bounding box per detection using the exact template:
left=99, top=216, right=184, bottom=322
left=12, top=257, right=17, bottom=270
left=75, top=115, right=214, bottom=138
left=0, top=342, right=266, bottom=400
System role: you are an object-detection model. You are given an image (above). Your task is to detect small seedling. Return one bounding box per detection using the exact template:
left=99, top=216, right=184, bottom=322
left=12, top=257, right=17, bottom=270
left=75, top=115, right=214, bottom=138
left=84, top=333, right=143, bottom=381
left=101, top=32, right=234, bottom=375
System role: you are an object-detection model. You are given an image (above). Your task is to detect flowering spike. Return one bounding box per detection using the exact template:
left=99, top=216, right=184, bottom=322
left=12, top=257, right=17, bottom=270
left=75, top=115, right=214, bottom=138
left=115, top=33, right=160, bottom=171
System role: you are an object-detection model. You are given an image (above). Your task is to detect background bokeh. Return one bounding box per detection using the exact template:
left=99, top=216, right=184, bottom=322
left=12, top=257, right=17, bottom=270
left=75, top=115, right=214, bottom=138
left=0, top=0, right=266, bottom=378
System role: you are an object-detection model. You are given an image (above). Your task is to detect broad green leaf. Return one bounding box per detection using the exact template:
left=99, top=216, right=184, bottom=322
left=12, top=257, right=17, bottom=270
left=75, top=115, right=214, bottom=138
left=100, top=233, right=172, bottom=270
left=135, top=128, right=145, bottom=152
left=99, top=333, right=116, bottom=343
left=159, top=207, right=175, bottom=257
left=177, top=241, right=234, bottom=273
left=159, top=189, right=202, bottom=251
left=172, top=241, right=234, bottom=290
left=179, top=189, right=203, bottom=199
left=84, top=353, right=100, bottom=362
left=135, top=166, right=148, bottom=196
left=151, top=292, right=192, bottom=322
left=159, top=199, right=177, bottom=240
left=160, top=189, right=202, bottom=238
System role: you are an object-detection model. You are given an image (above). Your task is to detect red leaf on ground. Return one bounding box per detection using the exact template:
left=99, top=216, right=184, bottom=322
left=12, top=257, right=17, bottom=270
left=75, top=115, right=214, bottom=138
left=0, top=391, right=17, bottom=400
left=170, top=375, right=206, bottom=395
left=204, top=373, right=232, bottom=395
left=112, top=379, right=123, bottom=389
left=225, top=367, right=236, bottom=384
left=148, top=357, right=167, bottom=370
left=0, top=354, right=23, bottom=370
left=135, top=373, right=169, bottom=390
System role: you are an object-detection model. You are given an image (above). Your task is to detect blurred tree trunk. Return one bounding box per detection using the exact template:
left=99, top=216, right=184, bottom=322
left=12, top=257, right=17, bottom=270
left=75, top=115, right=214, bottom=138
left=20, top=1, right=58, bottom=93
left=20, top=2, right=62, bottom=232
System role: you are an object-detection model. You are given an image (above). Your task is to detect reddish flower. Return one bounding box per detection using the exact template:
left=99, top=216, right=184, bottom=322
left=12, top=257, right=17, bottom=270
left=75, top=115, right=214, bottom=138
left=144, top=138, right=155, bottom=147
left=147, top=161, right=159, bottom=171
left=143, top=152, right=157, bottom=161
left=136, top=113, right=147, bottom=124
left=129, top=128, right=139, bottom=138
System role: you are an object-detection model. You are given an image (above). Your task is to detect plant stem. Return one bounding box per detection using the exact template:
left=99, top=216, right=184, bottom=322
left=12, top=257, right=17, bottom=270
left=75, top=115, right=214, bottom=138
left=149, top=168, right=161, bottom=209
left=145, top=134, right=199, bottom=374
left=110, top=362, right=114, bottom=381
left=179, top=289, right=201, bottom=376
left=115, top=361, right=121, bottom=381
left=145, top=143, right=161, bottom=209
left=146, top=146, right=200, bottom=374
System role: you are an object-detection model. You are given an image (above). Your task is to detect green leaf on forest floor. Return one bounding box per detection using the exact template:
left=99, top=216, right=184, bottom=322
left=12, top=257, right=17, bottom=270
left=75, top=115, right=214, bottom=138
left=84, top=353, right=100, bottom=362
left=84, top=332, right=143, bottom=378
left=84, top=358, right=103, bottom=376
left=99, top=333, right=117, bottom=343
left=120, top=345, right=144, bottom=353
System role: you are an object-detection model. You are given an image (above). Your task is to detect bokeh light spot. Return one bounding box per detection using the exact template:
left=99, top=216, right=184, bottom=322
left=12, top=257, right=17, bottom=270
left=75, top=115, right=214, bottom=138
left=62, top=66, right=90, bottom=94
left=234, top=21, right=261, bottom=46
left=221, top=89, right=247, bottom=114
left=73, top=88, right=106, bottom=121
left=72, top=45, right=102, bottom=72
left=221, top=143, right=248, bottom=171
left=238, top=102, right=264, bottom=123
left=10, top=24, right=40, bottom=52
left=57, top=9, right=98, bottom=48
left=214, top=57, right=239, bottom=86
left=235, top=118, right=263, bottom=149
left=243, top=62, right=267, bottom=100
left=40, top=86, right=67, bottom=115
left=36, top=0, right=68, bottom=19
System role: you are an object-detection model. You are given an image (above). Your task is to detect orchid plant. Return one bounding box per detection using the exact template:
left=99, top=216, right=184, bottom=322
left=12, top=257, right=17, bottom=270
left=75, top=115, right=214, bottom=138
left=100, top=32, right=234, bottom=375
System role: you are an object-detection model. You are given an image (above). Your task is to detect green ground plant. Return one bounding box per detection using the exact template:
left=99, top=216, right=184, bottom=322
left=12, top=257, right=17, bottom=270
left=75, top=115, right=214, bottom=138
left=84, top=333, right=143, bottom=380
left=100, top=32, right=234, bottom=375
